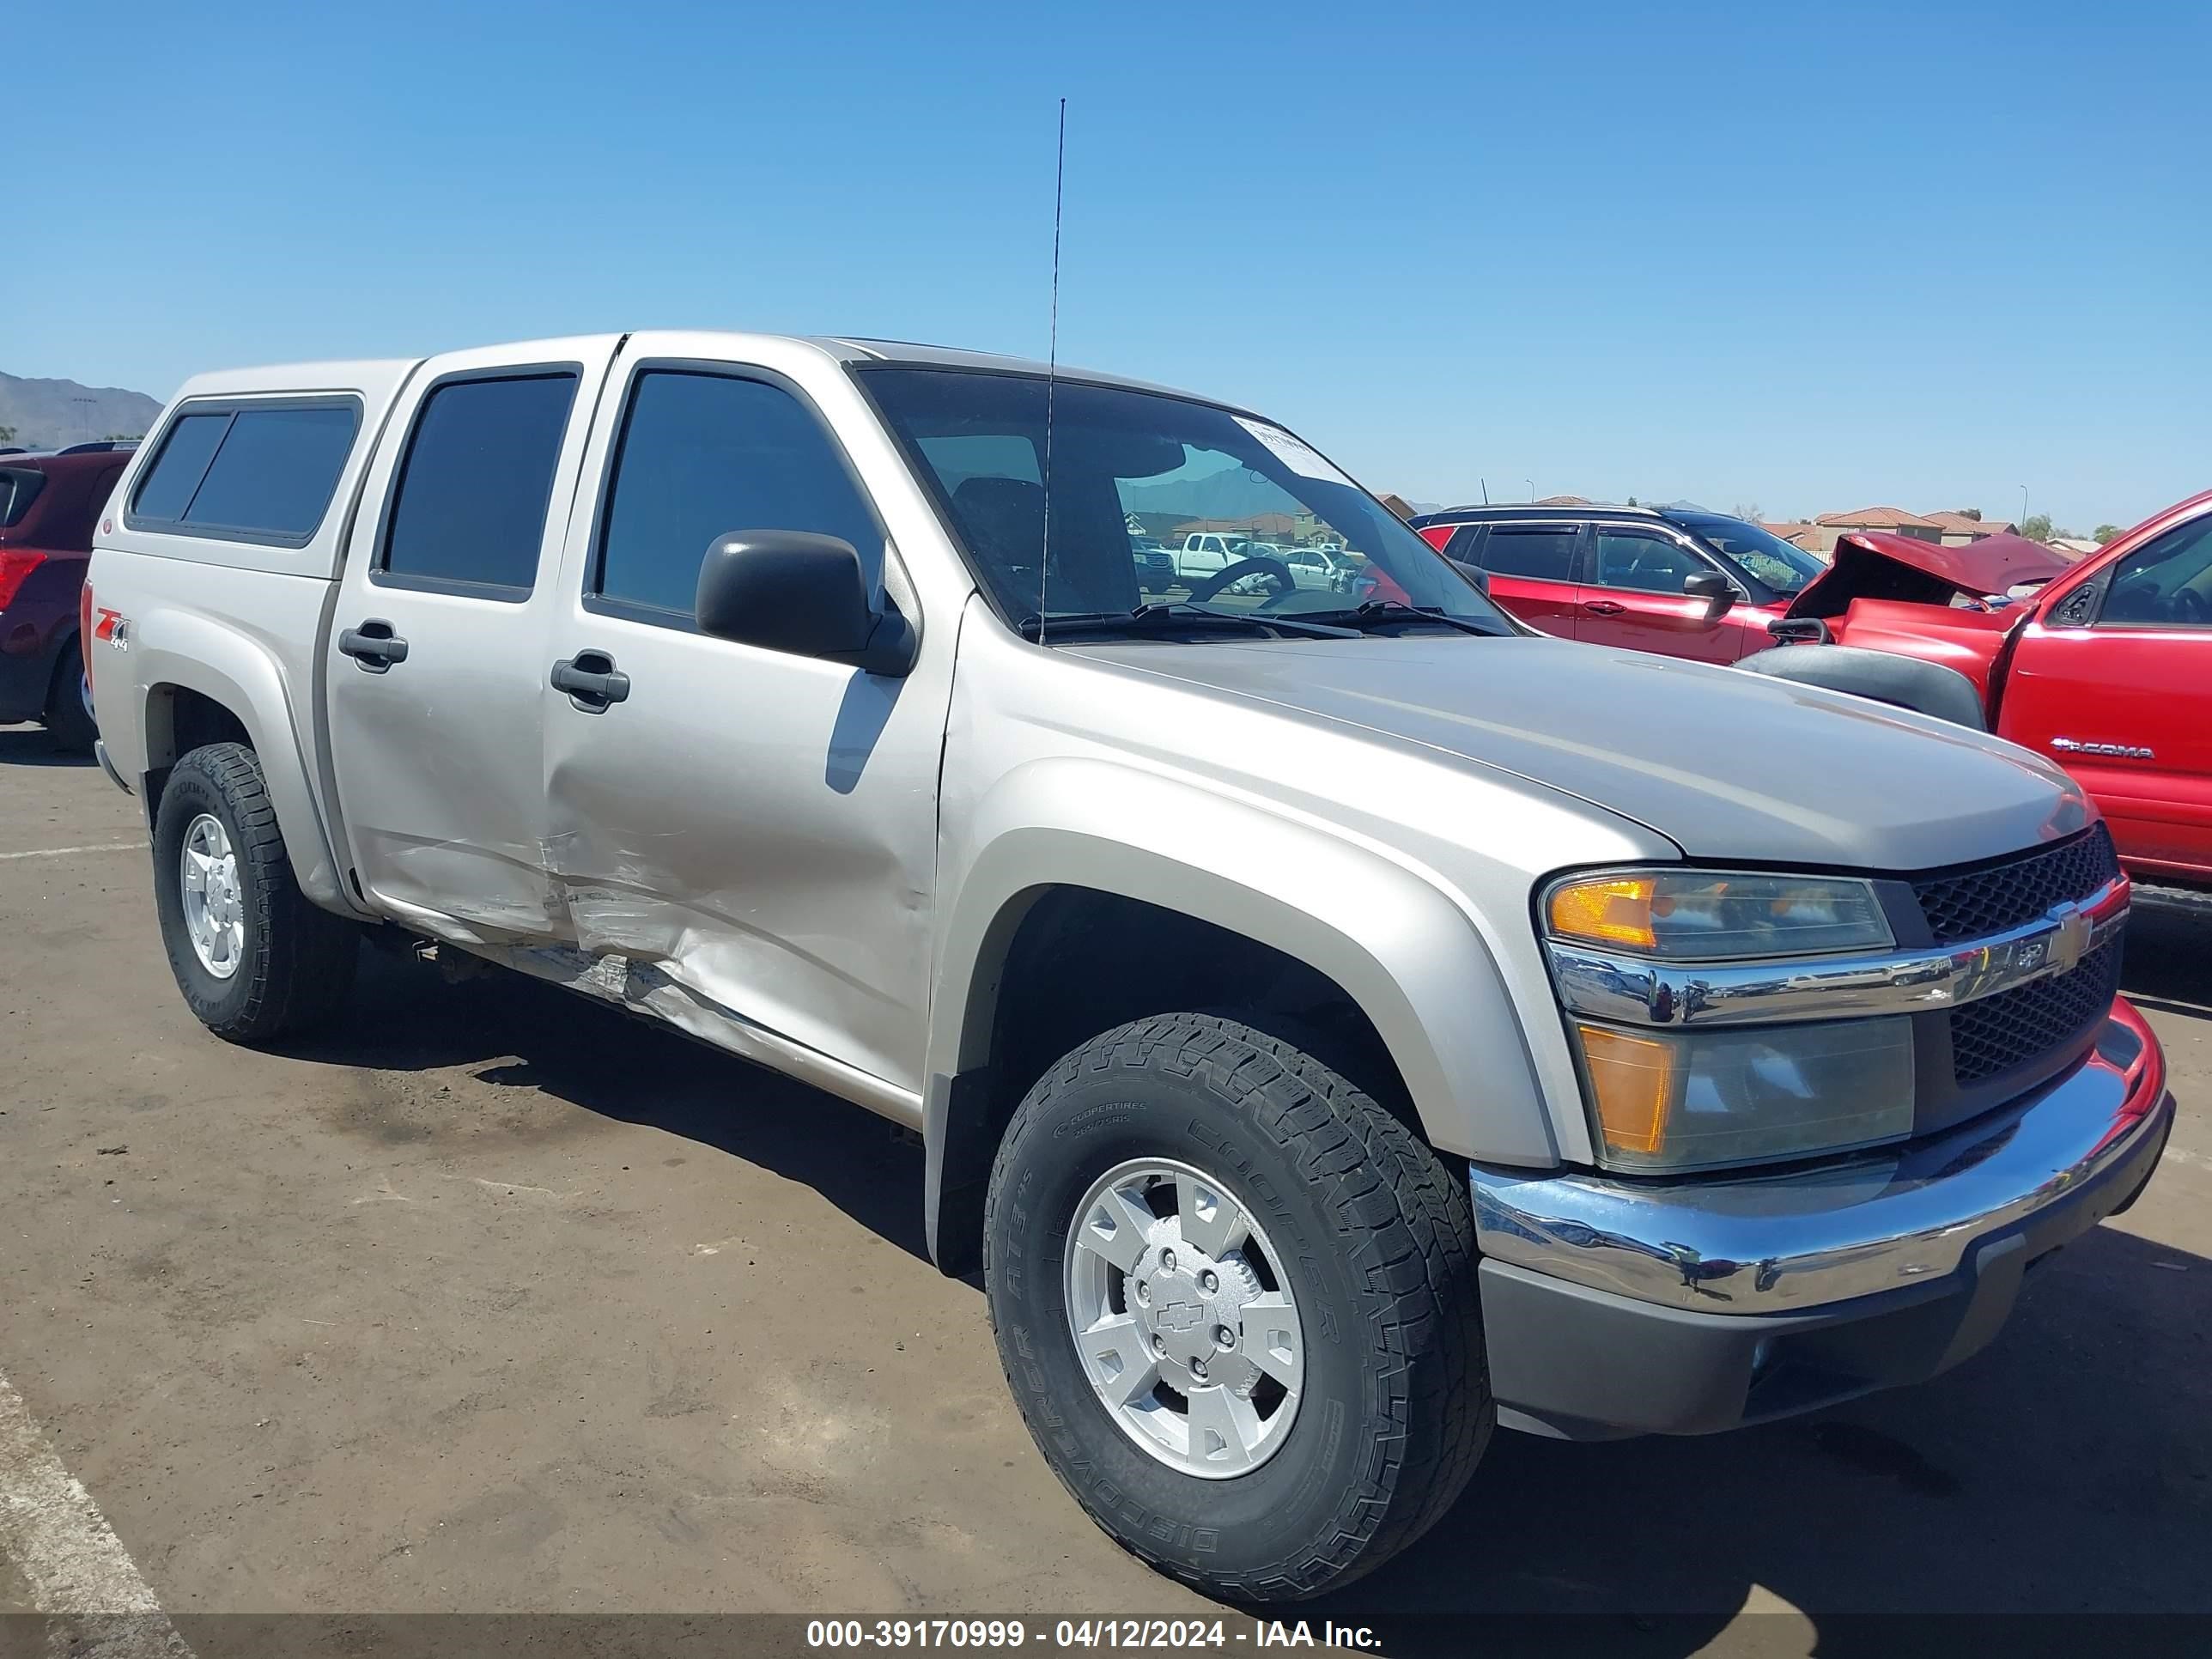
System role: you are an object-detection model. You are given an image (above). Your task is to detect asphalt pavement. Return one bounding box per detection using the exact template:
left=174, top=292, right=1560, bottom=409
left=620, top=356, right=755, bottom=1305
left=3, top=723, right=2206, bottom=1656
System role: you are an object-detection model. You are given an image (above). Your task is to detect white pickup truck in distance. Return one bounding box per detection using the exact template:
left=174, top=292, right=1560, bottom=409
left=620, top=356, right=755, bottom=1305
left=85, top=332, right=2173, bottom=1601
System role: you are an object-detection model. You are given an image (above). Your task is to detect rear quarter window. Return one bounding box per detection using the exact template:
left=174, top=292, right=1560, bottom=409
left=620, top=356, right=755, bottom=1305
left=0, top=467, right=47, bottom=529
left=130, top=401, right=362, bottom=544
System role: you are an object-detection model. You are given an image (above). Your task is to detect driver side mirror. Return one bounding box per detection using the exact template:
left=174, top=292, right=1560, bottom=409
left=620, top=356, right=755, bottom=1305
left=1449, top=557, right=1491, bottom=596
left=1684, top=569, right=1739, bottom=622
left=695, top=530, right=918, bottom=677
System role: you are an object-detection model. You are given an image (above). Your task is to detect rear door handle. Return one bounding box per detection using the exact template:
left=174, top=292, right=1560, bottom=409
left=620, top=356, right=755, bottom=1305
left=551, top=651, right=630, bottom=711
left=338, top=620, right=409, bottom=672
left=1581, top=599, right=1626, bottom=616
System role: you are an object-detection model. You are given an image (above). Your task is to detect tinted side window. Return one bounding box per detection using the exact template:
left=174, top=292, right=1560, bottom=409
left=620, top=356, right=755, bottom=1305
left=1482, top=526, right=1579, bottom=580
left=178, top=407, right=359, bottom=538
left=596, top=371, right=882, bottom=618
left=1593, top=530, right=1706, bottom=594
left=2097, top=517, right=2212, bottom=629
left=131, top=412, right=233, bottom=520
left=0, top=467, right=46, bottom=529
left=382, top=374, right=580, bottom=595
left=1442, top=524, right=1485, bottom=562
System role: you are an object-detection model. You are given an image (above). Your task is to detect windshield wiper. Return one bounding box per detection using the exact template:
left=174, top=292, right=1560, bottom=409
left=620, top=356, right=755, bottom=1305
left=1017, top=603, right=1359, bottom=641
left=1297, top=599, right=1508, bottom=637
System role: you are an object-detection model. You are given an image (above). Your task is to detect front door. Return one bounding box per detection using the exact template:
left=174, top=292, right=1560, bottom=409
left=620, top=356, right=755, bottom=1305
left=1462, top=521, right=1585, bottom=636
left=1576, top=526, right=1745, bottom=663
left=2001, top=511, right=2212, bottom=883
left=538, top=353, right=951, bottom=1093
left=325, top=340, right=620, bottom=939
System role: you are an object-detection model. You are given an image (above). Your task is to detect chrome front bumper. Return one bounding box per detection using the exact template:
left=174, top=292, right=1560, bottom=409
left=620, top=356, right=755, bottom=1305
left=1471, top=1006, right=2170, bottom=1316
left=1469, top=1005, right=2170, bottom=1438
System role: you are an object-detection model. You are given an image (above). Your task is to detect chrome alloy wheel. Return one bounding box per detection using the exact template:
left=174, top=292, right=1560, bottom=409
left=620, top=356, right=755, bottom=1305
left=1063, top=1158, right=1304, bottom=1479
left=179, top=812, right=246, bottom=980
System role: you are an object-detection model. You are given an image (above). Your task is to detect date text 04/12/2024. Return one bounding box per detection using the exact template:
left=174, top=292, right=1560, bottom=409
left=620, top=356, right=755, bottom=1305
left=804, top=1620, right=1382, bottom=1650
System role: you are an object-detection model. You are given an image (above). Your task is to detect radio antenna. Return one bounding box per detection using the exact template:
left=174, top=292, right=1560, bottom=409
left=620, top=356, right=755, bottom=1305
left=1037, top=97, right=1066, bottom=645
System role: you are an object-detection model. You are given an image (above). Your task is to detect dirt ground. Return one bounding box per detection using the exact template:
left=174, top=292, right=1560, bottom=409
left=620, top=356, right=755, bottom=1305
left=3, top=722, right=2207, bottom=1655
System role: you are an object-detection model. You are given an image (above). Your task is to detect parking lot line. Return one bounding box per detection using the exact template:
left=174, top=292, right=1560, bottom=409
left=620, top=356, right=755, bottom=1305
left=0, top=842, right=146, bottom=862
left=0, top=1366, right=191, bottom=1654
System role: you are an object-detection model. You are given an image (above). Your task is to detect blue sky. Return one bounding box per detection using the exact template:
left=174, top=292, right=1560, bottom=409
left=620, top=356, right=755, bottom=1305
left=7, top=1, right=2205, bottom=532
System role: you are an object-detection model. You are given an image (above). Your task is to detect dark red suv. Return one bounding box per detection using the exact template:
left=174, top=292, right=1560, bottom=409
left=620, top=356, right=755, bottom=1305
left=1411, top=503, right=1826, bottom=662
left=1, top=448, right=131, bottom=750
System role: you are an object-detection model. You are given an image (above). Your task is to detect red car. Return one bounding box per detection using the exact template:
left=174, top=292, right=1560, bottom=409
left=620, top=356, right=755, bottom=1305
left=1410, top=504, right=1826, bottom=661
left=0, top=449, right=131, bottom=750
left=1758, top=490, right=2212, bottom=898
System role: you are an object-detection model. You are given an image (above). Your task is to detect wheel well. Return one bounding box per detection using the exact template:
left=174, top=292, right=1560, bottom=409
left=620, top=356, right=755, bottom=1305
left=143, top=684, right=252, bottom=818
left=927, top=886, right=1418, bottom=1277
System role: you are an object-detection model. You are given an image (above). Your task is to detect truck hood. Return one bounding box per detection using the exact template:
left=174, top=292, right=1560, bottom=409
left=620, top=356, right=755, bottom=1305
left=1078, top=635, right=2089, bottom=871
left=1786, top=530, right=2075, bottom=622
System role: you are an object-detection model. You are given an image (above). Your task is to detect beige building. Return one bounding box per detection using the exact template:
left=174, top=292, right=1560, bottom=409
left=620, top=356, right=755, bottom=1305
left=1808, top=507, right=1944, bottom=552
left=1923, top=511, right=2020, bottom=547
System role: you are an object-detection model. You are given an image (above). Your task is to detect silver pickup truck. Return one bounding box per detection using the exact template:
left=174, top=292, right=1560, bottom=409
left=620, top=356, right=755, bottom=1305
left=84, top=332, right=2173, bottom=1601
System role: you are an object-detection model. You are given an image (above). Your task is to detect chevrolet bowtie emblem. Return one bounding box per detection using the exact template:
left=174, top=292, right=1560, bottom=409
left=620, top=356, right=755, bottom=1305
left=2047, top=902, right=2092, bottom=972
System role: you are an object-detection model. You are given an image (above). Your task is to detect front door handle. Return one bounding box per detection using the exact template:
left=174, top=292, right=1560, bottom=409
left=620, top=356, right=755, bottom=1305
left=338, top=619, right=410, bottom=672
left=551, top=651, right=630, bottom=711
left=1581, top=599, right=1626, bottom=616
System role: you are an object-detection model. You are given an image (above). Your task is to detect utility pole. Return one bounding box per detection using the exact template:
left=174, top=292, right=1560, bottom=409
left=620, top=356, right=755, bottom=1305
left=72, top=397, right=96, bottom=443
left=2020, top=485, right=2028, bottom=529
left=1525, top=477, right=1534, bottom=503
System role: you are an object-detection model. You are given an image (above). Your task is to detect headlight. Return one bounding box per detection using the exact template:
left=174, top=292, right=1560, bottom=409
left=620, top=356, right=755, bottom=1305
left=1573, top=1017, right=1914, bottom=1173
left=1546, top=871, right=1893, bottom=960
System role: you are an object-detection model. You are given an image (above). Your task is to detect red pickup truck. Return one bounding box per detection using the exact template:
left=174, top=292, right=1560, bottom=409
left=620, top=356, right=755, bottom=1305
left=1758, top=489, right=2212, bottom=901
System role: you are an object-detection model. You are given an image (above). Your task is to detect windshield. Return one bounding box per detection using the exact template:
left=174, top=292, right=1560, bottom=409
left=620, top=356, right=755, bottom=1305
left=1675, top=514, right=1826, bottom=593
left=860, top=367, right=1510, bottom=635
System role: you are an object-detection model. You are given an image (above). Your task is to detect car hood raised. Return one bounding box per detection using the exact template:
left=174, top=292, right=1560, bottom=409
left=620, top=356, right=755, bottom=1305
left=1076, top=635, right=2090, bottom=872
left=1785, top=530, right=2075, bottom=622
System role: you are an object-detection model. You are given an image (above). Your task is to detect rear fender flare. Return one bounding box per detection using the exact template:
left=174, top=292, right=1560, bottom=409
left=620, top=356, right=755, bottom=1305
left=133, top=619, right=352, bottom=910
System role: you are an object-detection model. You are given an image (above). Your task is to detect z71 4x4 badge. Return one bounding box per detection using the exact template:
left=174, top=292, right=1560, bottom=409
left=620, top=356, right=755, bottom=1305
left=2051, top=736, right=2155, bottom=760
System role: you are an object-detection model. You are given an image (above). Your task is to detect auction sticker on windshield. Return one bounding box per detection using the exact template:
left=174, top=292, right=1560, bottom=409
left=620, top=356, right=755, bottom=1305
left=1234, top=417, right=1354, bottom=486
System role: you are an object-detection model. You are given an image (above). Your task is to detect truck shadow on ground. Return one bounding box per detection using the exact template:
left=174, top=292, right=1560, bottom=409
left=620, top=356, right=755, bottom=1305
left=284, top=947, right=939, bottom=1264
left=0, top=726, right=94, bottom=767
left=276, top=915, right=2208, bottom=1649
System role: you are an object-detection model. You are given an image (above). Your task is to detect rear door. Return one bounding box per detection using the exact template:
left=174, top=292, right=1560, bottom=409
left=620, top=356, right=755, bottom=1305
left=2000, top=510, right=2212, bottom=883
left=1577, top=523, right=1745, bottom=662
left=325, top=337, right=623, bottom=939
left=1458, top=521, right=1585, bottom=635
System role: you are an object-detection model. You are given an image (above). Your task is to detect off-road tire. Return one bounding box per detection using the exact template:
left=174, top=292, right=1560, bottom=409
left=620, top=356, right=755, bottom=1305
left=984, top=1013, right=1490, bottom=1601
left=152, top=742, right=358, bottom=1042
left=42, top=647, right=97, bottom=753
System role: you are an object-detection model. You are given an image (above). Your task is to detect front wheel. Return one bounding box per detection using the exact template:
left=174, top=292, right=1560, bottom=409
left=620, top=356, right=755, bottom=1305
left=985, top=1015, right=1490, bottom=1601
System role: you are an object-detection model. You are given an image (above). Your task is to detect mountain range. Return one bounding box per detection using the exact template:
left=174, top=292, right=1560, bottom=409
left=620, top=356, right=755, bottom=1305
left=0, top=371, right=165, bottom=450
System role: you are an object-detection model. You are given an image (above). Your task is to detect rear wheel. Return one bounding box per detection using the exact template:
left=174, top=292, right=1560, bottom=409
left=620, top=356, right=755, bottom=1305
left=152, top=743, right=359, bottom=1042
left=42, top=647, right=97, bottom=753
left=985, top=1014, right=1490, bottom=1601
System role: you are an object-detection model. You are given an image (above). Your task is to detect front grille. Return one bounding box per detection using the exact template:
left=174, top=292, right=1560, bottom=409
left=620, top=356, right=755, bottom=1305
left=1911, top=824, right=2119, bottom=945
left=1950, top=939, right=2123, bottom=1085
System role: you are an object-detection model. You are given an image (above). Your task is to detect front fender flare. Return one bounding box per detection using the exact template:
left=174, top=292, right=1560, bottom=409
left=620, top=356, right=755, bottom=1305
left=923, top=760, right=1565, bottom=1269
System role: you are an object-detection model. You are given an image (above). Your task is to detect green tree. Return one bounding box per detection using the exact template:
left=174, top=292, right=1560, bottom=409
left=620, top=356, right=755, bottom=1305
left=1626, top=495, right=1638, bottom=507
left=0, top=424, right=16, bottom=444
left=2021, top=513, right=2055, bottom=542
left=103, top=433, right=143, bottom=443
left=2094, top=523, right=2121, bottom=544
left=1734, top=501, right=1764, bottom=523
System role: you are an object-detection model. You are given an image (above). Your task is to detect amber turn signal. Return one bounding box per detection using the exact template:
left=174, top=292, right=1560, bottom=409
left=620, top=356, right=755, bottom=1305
left=1575, top=1024, right=1676, bottom=1156
left=1548, top=877, right=1657, bottom=951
